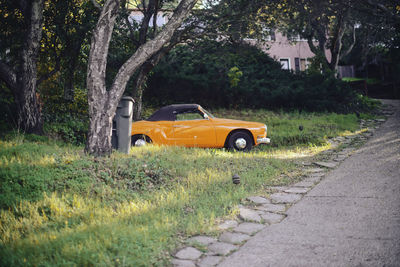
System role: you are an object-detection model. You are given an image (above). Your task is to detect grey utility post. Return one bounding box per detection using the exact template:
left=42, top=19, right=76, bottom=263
left=112, top=96, right=135, bottom=154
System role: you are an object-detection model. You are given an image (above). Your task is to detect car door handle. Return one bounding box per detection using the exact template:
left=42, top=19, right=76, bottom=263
left=173, top=125, right=185, bottom=128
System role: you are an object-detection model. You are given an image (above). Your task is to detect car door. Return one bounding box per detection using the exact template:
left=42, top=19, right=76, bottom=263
left=173, top=111, right=217, bottom=147
left=153, top=121, right=175, bottom=145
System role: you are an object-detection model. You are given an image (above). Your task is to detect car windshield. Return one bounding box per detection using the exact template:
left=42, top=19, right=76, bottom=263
left=201, top=108, right=215, bottom=118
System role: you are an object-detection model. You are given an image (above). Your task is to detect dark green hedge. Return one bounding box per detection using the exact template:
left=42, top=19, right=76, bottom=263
left=145, top=41, right=359, bottom=113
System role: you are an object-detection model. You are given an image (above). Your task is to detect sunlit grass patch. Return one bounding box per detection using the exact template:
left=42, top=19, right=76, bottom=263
left=265, top=143, right=331, bottom=159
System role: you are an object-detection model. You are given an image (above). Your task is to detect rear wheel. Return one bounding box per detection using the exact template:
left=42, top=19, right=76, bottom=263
left=227, top=132, right=253, bottom=151
left=131, top=135, right=152, bottom=147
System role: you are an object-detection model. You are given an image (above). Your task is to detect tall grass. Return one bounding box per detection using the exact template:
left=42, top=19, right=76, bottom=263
left=0, top=109, right=362, bottom=266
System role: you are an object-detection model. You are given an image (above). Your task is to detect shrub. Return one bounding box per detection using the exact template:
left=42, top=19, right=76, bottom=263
left=353, top=94, right=382, bottom=112
left=0, top=85, right=18, bottom=133
left=145, top=40, right=368, bottom=113
left=41, top=87, right=88, bottom=145
left=44, top=117, right=87, bottom=145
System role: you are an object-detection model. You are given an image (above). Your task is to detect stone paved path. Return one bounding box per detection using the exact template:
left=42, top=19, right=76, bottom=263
left=218, top=100, right=400, bottom=266
left=172, top=100, right=400, bottom=267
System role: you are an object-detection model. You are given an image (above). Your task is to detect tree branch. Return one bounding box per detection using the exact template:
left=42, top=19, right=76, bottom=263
left=365, top=0, right=400, bottom=21
left=340, top=24, right=356, bottom=59
left=153, top=0, right=160, bottom=34
left=138, top=0, right=156, bottom=44
left=305, top=35, right=329, bottom=67
left=306, top=34, right=320, bottom=55
left=109, top=0, right=198, bottom=112
left=121, top=0, right=140, bottom=46
left=329, top=8, right=350, bottom=70
left=132, top=0, right=145, bottom=13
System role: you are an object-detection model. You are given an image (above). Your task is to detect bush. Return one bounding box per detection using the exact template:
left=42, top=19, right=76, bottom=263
left=353, top=94, right=381, bottom=112
left=145, top=40, right=366, bottom=113
left=44, top=117, right=87, bottom=145
left=0, top=84, right=18, bottom=133
left=0, top=79, right=89, bottom=144
left=41, top=87, right=88, bottom=145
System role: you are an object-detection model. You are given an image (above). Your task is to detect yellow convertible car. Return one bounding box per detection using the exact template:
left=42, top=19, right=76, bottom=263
left=131, top=104, right=270, bottom=151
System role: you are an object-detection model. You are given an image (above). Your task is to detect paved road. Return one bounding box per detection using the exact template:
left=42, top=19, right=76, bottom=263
left=219, top=100, right=400, bottom=267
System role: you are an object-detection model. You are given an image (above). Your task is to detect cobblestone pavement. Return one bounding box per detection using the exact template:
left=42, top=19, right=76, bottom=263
left=172, top=100, right=400, bottom=267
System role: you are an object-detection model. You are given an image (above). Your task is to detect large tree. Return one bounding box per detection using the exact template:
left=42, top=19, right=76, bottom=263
left=264, top=0, right=400, bottom=73
left=85, top=0, right=198, bottom=156
left=353, top=0, right=400, bottom=78
left=271, top=0, right=358, bottom=73
left=0, top=0, right=45, bottom=134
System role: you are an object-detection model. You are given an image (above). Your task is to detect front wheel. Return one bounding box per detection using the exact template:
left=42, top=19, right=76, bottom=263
left=227, top=132, right=253, bottom=151
left=131, top=135, right=152, bottom=147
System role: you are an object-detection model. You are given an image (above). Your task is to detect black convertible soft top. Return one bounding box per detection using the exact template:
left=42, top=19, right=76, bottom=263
left=147, top=104, right=200, bottom=121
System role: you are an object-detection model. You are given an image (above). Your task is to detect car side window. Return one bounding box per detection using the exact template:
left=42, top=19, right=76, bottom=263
left=176, top=111, right=204, bottom=121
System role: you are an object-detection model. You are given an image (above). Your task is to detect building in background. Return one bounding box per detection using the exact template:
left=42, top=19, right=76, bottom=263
left=260, top=31, right=332, bottom=72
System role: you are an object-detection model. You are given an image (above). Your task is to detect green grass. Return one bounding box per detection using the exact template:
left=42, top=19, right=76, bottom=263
left=0, top=109, right=364, bottom=266
left=213, top=109, right=359, bottom=148
left=342, top=77, right=381, bottom=84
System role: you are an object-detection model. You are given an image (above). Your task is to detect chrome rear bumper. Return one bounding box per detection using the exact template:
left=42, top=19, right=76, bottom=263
left=257, top=137, right=271, bottom=144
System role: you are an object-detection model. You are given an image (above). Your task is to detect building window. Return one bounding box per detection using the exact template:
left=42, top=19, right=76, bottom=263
left=295, top=58, right=300, bottom=72
left=280, top=58, right=290, bottom=70
left=270, top=29, right=276, bottom=41
left=295, top=58, right=308, bottom=72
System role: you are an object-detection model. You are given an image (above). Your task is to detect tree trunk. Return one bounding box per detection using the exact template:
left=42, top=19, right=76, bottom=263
left=85, top=0, right=120, bottom=155
left=15, top=80, right=44, bottom=134
left=132, top=55, right=161, bottom=121
left=132, top=67, right=145, bottom=121
left=85, top=0, right=197, bottom=156
left=85, top=95, right=114, bottom=156
left=329, top=10, right=349, bottom=73
left=20, top=0, right=44, bottom=134
left=133, top=87, right=143, bottom=121
left=64, top=68, right=75, bottom=101
left=0, top=0, right=45, bottom=134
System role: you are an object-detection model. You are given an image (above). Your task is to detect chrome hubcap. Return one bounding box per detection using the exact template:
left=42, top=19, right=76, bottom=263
left=235, top=138, right=247, bottom=149
left=135, top=139, right=146, bottom=147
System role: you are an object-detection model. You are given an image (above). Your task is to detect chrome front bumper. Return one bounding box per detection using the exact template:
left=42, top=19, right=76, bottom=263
left=257, top=137, right=271, bottom=144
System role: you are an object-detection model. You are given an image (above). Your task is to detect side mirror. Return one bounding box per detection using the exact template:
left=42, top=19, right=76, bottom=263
left=204, top=113, right=209, bottom=119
